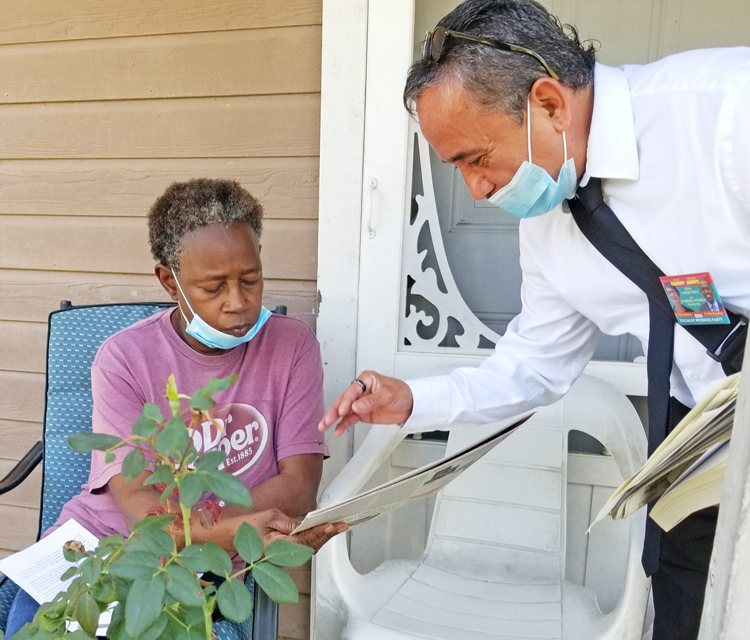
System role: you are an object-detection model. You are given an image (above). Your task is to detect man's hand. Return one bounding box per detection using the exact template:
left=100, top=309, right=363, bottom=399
left=242, top=509, right=346, bottom=553
left=318, top=371, right=414, bottom=436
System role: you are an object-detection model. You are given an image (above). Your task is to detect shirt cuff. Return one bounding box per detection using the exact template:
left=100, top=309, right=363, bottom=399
left=402, top=376, right=453, bottom=434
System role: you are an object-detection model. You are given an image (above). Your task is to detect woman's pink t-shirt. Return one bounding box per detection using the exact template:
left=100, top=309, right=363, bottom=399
left=49, top=308, right=328, bottom=540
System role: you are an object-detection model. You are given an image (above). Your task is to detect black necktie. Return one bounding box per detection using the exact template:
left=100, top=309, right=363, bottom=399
left=568, top=179, right=674, bottom=574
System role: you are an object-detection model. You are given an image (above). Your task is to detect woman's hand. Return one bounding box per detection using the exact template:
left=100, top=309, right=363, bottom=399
left=241, top=509, right=347, bottom=552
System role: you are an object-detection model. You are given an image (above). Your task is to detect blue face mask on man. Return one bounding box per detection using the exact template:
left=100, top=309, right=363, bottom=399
left=487, top=98, right=577, bottom=218
left=171, top=269, right=271, bottom=351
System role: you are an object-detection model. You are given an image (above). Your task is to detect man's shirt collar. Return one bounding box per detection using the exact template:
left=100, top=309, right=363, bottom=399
left=580, top=62, right=640, bottom=187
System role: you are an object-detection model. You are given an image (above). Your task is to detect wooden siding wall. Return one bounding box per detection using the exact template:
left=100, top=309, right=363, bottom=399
left=0, top=2, right=322, bottom=637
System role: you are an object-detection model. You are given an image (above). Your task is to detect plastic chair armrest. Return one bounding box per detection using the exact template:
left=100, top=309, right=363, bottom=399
left=0, top=441, right=43, bottom=495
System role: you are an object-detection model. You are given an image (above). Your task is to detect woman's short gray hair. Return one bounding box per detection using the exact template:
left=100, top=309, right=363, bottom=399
left=404, top=0, right=596, bottom=121
left=148, top=178, right=263, bottom=270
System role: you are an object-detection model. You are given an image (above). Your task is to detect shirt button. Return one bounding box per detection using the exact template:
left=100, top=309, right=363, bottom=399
left=691, top=372, right=702, bottom=381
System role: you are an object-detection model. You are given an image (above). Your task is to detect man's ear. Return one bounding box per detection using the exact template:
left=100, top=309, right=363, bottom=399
left=529, top=77, right=570, bottom=132
left=155, top=263, right=179, bottom=301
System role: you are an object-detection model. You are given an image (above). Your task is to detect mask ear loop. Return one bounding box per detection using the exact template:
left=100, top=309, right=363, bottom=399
left=170, top=268, right=196, bottom=324
left=526, top=96, right=533, bottom=162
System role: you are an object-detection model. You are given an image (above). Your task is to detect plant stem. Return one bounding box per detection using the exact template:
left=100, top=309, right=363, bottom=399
left=203, top=602, right=213, bottom=640
left=180, top=500, right=193, bottom=547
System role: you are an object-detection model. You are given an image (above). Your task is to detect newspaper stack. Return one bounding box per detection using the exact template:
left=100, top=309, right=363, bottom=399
left=592, top=373, right=740, bottom=530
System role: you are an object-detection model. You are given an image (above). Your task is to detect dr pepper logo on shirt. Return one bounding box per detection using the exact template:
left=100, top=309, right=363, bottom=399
left=188, top=403, right=269, bottom=476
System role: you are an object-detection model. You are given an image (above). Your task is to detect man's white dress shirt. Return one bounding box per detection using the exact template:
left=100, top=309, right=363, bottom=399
left=405, top=47, right=750, bottom=433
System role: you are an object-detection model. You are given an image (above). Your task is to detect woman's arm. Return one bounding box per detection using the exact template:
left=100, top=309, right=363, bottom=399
left=108, top=469, right=339, bottom=552
left=223, top=454, right=323, bottom=519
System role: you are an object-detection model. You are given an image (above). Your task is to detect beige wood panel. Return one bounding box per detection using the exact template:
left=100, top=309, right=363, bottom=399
left=0, top=27, right=321, bottom=105
left=1, top=370, right=50, bottom=424
left=0, top=459, right=42, bottom=509
left=0, top=270, right=317, bottom=325
left=0, top=158, right=319, bottom=219
left=0, top=321, right=47, bottom=374
left=0, top=504, right=39, bottom=553
left=0, top=216, right=318, bottom=280
left=0, top=0, right=321, bottom=45
left=279, top=595, right=311, bottom=640
left=0, top=94, right=320, bottom=159
left=0, top=419, right=42, bottom=462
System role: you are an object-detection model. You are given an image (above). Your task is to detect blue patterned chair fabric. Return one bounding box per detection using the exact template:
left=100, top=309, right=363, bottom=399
left=0, top=303, right=262, bottom=638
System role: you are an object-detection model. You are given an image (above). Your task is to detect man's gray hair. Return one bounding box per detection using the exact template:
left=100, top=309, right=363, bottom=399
left=404, top=0, right=596, bottom=121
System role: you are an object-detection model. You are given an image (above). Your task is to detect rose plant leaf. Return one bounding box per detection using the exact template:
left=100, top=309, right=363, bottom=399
left=216, top=578, right=253, bottom=623
left=80, top=557, right=103, bottom=584
left=136, top=528, right=174, bottom=558
left=74, top=592, right=101, bottom=638
left=132, top=514, right=177, bottom=533
left=132, top=412, right=160, bottom=439
left=205, top=469, right=252, bottom=508
left=155, top=417, right=189, bottom=458
left=143, top=465, right=175, bottom=486
left=195, top=450, right=228, bottom=471
left=96, top=534, right=125, bottom=556
left=122, top=448, right=146, bottom=483
left=251, top=563, right=299, bottom=604
left=164, top=564, right=204, bottom=608
left=263, top=539, right=314, bottom=567
left=67, top=432, right=121, bottom=454
left=107, top=550, right=161, bottom=580
left=188, top=375, right=238, bottom=410
left=105, top=601, right=126, bottom=640
left=60, top=566, right=78, bottom=581
left=178, top=542, right=232, bottom=576
left=175, top=629, right=206, bottom=640
left=136, top=611, right=169, bottom=640
left=142, top=403, right=164, bottom=424
left=125, top=574, right=165, bottom=638
left=233, top=522, right=263, bottom=565
left=178, top=472, right=208, bottom=509
left=89, top=576, right=118, bottom=604
left=104, top=451, right=115, bottom=464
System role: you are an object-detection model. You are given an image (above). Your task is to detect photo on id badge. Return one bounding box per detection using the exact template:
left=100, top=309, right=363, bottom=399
left=659, top=272, right=730, bottom=325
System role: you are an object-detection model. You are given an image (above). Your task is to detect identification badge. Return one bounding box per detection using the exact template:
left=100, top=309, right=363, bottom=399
left=659, top=272, right=730, bottom=326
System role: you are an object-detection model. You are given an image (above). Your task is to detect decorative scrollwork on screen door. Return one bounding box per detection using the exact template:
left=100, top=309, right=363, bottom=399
left=400, top=129, right=500, bottom=354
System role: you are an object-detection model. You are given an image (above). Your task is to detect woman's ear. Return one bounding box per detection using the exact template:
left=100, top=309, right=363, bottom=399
left=155, top=263, right=179, bottom=301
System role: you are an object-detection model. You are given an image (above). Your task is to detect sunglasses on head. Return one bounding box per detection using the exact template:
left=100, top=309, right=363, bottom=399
left=422, top=26, right=559, bottom=81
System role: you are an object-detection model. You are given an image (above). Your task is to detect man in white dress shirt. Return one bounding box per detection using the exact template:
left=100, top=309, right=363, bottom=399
left=319, top=1, right=750, bottom=638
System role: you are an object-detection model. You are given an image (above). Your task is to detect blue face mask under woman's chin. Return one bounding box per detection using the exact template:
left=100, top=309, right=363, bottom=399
left=171, top=269, right=271, bottom=351
left=487, top=98, right=577, bottom=218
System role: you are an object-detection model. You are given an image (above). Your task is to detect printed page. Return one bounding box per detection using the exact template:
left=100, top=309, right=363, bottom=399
left=293, top=413, right=531, bottom=533
left=592, top=373, right=739, bottom=526
left=0, top=518, right=99, bottom=605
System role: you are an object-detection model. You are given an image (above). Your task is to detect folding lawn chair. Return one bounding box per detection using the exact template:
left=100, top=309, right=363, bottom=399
left=0, top=301, right=280, bottom=640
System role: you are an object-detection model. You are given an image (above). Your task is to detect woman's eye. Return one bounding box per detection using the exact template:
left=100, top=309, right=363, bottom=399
left=205, top=285, right=223, bottom=294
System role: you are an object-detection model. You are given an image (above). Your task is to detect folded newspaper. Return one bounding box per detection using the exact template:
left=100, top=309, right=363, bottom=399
left=293, top=412, right=531, bottom=533
left=592, top=372, right=740, bottom=530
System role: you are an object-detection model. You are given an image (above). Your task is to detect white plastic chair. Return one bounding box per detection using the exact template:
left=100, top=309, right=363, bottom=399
left=313, top=375, right=650, bottom=640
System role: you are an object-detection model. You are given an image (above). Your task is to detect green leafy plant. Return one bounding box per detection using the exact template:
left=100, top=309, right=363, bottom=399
left=16, top=375, right=313, bottom=640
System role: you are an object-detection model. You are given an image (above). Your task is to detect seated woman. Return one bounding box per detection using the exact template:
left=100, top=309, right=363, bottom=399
left=5, top=178, right=342, bottom=636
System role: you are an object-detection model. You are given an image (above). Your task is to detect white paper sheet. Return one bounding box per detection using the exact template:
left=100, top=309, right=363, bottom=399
left=0, top=518, right=99, bottom=605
